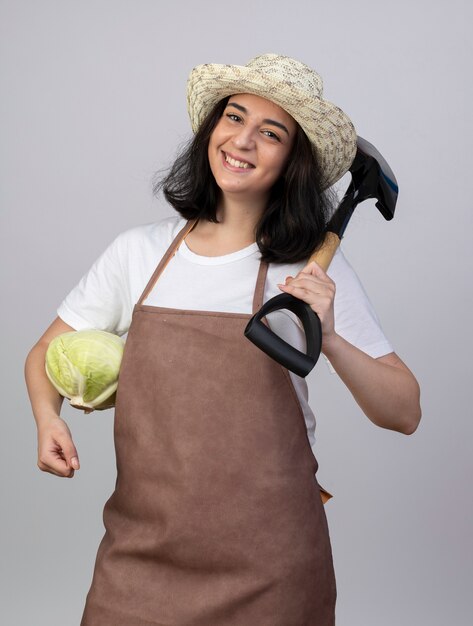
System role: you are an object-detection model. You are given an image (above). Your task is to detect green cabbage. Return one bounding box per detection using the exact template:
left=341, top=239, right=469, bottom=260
left=45, top=330, right=124, bottom=413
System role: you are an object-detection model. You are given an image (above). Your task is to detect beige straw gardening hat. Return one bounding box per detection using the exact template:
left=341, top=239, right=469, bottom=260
left=187, top=53, right=357, bottom=189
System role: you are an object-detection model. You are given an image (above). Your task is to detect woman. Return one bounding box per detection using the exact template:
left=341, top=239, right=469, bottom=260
left=25, top=54, right=421, bottom=625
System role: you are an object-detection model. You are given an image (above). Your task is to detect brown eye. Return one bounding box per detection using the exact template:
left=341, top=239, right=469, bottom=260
left=262, top=130, right=280, bottom=141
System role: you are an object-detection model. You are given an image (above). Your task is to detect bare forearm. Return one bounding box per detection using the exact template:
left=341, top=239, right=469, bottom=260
left=323, top=334, right=421, bottom=434
left=25, top=342, right=64, bottom=428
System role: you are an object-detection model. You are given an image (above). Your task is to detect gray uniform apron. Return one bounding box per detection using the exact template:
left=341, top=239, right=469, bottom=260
left=80, top=218, right=336, bottom=625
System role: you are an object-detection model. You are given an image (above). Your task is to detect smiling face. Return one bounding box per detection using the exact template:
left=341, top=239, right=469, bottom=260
left=207, top=93, right=297, bottom=209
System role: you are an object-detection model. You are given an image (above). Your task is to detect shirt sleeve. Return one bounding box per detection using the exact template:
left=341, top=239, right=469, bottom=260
left=324, top=246, right=394, bottom=372
left=57, top=231, right=132, bottom=336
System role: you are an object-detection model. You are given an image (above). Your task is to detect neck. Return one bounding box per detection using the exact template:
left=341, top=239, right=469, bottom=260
left=213, top=192, right=267, bottom=240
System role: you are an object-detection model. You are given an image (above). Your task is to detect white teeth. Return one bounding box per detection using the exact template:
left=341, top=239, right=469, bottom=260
left=225, top=154, right=251, bottom=169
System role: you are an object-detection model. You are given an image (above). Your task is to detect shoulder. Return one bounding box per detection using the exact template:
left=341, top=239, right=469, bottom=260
left=114, top=214, right=186, bottom=249
left=324, top=246, right=375, bottom=305
left=106, top=215, right=187, bottom=264
left=325, top=245, right=358, bottom=283
left=326, top=246, right=394, bottom=356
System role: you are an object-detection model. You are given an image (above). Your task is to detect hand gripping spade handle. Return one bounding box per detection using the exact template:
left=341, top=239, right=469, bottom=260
left=244, top=136, right=399, bottom=377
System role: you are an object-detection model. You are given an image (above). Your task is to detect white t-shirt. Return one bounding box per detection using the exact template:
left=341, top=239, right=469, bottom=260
left=57, top=215, right=393, bottom=451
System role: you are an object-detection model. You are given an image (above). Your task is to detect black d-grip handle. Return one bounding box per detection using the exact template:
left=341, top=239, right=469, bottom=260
left=244, top=292, right=322, bottom=378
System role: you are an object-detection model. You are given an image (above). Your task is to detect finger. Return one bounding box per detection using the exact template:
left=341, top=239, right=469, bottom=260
left=300, top=260, right=331, bottom=280
left=296, top=264, right=335, bottom=293
left=43, top=437, right=79, bottom=476
left=38, top=457, right=75, bottom=478
left=286, top=273, right=319, bottom=285
left=278, top=282, right=333, bottom=303
left=54, top=431, right=80, bottom=470
left=277, top=282, right=320, bottom=299
left=281, top=276, right=334, bottom=295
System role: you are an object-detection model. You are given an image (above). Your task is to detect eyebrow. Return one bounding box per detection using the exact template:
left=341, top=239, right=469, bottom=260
left=227, top=102, right=290, bottom=136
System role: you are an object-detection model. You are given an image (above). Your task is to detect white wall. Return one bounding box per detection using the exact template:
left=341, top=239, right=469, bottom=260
left=2, top=1, right=471, bottom=624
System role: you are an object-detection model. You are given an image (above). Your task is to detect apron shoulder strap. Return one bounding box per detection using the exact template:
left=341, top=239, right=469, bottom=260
left=252, top=257, right=269, bottom=314
left=137, top=218, right=198, bottom=306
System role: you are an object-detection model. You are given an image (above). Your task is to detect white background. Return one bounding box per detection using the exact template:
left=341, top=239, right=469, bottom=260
left=1, top=1, right=472, bottom=624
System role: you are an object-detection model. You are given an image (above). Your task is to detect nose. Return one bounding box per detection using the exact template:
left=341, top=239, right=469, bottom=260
left=232, top=124, right=256, bottom=150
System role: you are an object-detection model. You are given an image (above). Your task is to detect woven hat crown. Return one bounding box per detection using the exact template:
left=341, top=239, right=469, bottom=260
left=244, top=53, right=324, bottom=98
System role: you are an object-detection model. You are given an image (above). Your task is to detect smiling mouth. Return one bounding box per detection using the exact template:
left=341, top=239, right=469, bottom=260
left=222, top=152, right=255, bottom=169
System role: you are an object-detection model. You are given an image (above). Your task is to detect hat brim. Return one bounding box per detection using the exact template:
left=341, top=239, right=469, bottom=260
left=187, top=63, right=357, bottom=189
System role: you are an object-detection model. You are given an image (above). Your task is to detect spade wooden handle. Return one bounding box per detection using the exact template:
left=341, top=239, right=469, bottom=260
left=309, top=231, right=341, bottom=272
